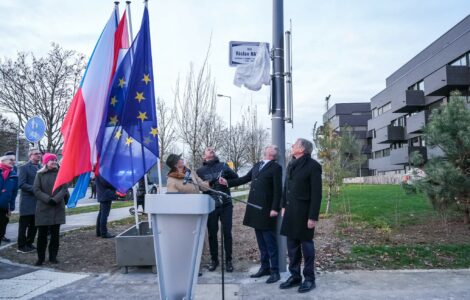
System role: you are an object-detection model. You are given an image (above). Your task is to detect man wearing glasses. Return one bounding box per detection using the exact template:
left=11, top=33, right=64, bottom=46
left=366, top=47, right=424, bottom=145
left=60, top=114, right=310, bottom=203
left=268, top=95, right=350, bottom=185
left=17, top=149, right=42, bottom=253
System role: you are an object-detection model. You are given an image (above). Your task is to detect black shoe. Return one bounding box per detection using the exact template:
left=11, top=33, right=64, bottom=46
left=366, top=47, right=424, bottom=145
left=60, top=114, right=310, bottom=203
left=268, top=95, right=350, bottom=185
left=250, top=268, right=271, bottom=278
left=34, top=260, right=44, bottom=266
left=28, top=244, right=37, bottom=250
left=279, top=276, right=302, bottom=289
left=266, top=272, right=280, bottom=284
left=298, top=280, right=316, bottom=293
left=101, top=233, right=115, bottom=239
left=208, top=260, right=219, bottom=271
left=49, top=258, right=59, bottom=264
left=17, top=246, right=35, bottom=253
left=226, top=261, right=234, bottom=272
left=1, top=237, right=11, bottom=243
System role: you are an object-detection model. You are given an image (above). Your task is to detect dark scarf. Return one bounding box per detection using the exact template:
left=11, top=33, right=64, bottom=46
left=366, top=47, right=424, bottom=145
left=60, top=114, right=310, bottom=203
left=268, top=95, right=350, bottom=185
left=287, top=154, right=310, bottom=179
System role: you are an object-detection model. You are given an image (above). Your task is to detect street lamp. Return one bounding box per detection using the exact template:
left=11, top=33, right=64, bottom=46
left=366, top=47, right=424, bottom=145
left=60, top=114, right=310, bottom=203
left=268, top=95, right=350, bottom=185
left=217, top=94, right=232, bottom=162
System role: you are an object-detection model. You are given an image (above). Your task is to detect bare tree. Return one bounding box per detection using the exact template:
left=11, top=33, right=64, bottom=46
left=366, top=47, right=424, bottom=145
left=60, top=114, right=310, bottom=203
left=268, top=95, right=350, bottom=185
left=224, top=121, right=250, bottom=173
left=156, top=97, right=176, bottom=161
left=199, top=112, right=227, bottom=157
left=174, top=46, right=217, bottom=168
left=244, top=106, right=269, bottom=166
left=0, top=43, right=86, bottom=152
left=0, top=114, right=29, bottom=160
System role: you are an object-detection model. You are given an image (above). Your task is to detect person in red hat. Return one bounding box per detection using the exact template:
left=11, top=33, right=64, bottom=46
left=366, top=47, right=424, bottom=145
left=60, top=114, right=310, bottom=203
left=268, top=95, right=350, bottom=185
left=33, top=153, right=69, bottom=266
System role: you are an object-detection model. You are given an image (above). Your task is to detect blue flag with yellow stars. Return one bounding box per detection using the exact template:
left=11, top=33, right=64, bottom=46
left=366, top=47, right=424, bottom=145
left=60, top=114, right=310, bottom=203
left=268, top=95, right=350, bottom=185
left=98, top=7, right=159, bottom=193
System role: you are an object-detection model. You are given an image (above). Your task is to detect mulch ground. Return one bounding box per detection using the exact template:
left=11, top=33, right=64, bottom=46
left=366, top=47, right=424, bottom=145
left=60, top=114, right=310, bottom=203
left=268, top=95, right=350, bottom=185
left=1, top=204, right=469, bottom=273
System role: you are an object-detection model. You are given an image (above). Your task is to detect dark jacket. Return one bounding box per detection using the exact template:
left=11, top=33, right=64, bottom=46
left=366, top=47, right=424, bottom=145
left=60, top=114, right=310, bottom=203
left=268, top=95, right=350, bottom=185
left=228, top=160, right=282, bottom=231
left=280, top=154, right=322, bottom=241
left=196, top=157, right=238, bottom=207
left=96, top=175, right=116, bottom=203
left=33, top=167, right=68, bottom=226
left=18, top=161, right=40, bottom=216
left=0, top=167, right=18, bottom=211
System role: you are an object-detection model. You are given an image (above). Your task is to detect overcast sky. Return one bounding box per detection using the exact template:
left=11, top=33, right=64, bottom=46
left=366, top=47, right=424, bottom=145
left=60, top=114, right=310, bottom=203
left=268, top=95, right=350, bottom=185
left=0, top=0, right=468, bottom=149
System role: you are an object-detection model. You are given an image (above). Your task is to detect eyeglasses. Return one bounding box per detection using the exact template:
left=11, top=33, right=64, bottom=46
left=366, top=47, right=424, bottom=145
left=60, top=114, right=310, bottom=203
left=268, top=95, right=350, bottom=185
left=32, top=153, right=41, bottom=155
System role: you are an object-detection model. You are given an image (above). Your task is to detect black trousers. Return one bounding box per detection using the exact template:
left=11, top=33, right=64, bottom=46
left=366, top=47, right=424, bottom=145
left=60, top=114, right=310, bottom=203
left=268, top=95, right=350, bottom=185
left=287, top=237, right=316, bottom=281
left=0, top=208, right=9, bottom=241
left=207, top=205, right=233, bottom=262
left=96, top=201, right=112, bottom=236
left=255, top=229, right=279, bottom=272
left=37, top=224, right=60, bottom=262
left=17, top=215, right=37, bottom=248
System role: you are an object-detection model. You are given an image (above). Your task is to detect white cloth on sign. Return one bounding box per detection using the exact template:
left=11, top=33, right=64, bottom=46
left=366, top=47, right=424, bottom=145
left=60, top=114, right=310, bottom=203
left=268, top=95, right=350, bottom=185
left=233, top=43, right=271, bottom=91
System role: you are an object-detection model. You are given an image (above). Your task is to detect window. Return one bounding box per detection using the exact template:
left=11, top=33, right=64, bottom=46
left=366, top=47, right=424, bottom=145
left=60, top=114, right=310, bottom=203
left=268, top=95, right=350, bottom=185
left=450, top=54, right=467, bottom=66
left=382, top=102, right=391, bottom=113
left=408, top=80, right=424, bottom=91
left=372, top=108, right=378, bottom=118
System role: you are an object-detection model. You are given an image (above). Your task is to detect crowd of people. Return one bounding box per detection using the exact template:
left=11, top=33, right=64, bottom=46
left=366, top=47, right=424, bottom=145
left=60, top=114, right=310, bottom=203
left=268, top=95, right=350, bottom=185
left=0, top=137, right=322, bottom=294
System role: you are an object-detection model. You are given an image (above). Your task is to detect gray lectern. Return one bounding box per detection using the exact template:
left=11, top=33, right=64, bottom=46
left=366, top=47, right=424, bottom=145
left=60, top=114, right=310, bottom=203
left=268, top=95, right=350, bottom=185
left=145, top=194, right=214, bottom=300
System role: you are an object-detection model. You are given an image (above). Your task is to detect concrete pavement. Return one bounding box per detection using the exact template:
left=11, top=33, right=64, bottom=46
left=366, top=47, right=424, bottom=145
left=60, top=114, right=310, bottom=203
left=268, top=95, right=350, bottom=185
left=1, top=261, right=469, bottom=299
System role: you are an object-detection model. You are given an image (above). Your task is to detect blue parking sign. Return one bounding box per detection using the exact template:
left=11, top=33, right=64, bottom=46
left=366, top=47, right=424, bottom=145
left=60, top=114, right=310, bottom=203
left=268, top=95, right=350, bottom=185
left=24, top=116, right=46, bottom=142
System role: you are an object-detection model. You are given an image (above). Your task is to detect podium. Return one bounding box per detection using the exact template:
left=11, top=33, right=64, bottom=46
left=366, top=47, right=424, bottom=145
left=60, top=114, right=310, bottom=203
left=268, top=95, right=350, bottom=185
left=145, top=194, right=215, bottom=300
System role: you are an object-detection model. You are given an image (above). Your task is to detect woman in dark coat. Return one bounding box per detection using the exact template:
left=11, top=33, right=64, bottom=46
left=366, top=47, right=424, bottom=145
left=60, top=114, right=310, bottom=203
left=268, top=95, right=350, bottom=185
left=33, top=153, right=68, bottom=266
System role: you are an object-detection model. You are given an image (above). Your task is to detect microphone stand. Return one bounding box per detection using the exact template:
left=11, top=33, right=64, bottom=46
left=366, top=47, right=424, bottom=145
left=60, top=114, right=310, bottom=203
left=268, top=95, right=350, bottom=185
left=185, top=179, right=262, bottom=300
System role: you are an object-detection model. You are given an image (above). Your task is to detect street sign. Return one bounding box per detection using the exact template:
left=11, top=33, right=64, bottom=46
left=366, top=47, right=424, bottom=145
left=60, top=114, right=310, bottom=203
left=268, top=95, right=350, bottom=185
left=229, top=41, right=269, bottom=67
left=24, top=116, right=46, bottom=142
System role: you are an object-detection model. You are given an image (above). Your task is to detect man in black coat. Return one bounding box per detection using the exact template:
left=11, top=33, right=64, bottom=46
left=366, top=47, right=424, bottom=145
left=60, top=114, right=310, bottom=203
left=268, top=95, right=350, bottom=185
left=196, top=147, right=238, bottom=272
left=17, top=149, right=42, bottom=253
left=95, top=175, right=117, bottom=238
left=279, top=138, right=322, bottom=294
left=220, top=145, right=282, bottom=283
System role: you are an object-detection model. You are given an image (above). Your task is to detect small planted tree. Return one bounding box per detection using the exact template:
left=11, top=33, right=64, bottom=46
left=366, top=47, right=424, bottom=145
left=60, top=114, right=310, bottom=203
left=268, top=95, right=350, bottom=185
left=411, top=91, right=470, bottom=224
left=314, top=123, right=367, bottom=214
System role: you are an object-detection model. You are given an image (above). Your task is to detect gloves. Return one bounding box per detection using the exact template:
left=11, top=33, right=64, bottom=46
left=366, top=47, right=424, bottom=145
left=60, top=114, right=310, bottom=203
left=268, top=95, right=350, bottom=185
left=48, top=199, right=57, bottom=206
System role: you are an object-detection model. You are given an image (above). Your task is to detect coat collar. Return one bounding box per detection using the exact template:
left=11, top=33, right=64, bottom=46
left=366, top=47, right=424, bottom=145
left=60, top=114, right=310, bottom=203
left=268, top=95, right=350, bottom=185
left=254, top=160, right=274, bottom=177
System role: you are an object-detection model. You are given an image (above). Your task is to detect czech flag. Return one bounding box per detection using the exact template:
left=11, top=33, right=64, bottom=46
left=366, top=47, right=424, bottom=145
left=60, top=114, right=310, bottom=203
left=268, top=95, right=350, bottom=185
left=54, top=9, right=129, bottom=192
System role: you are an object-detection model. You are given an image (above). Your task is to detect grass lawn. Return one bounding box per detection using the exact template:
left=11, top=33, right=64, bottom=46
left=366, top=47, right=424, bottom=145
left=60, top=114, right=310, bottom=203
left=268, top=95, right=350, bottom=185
left=339, top=244, right=470, bottom=269
left=324, top=184, right=470, bottom=269
left=321, top=184, right=439, bottom=228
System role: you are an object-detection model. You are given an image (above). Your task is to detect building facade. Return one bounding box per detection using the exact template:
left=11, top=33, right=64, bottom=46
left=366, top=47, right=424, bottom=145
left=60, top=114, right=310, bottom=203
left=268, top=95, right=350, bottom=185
left=368, top=15, right=470, bottom=175
left=323, top=102, right=372, bottom=176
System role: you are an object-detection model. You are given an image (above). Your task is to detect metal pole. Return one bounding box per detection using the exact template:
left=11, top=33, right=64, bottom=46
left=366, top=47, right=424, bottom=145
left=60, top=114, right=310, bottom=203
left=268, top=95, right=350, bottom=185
left=16, top=119, right=20, bottom=161
left=229, top=96, right=232, bottom=163
left=272, top=0, right=286, bottom=272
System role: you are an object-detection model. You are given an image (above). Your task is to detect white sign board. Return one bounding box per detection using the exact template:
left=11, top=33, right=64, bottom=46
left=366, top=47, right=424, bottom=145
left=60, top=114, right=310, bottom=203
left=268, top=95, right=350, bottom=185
left=229, top=41, right=269, bottom=67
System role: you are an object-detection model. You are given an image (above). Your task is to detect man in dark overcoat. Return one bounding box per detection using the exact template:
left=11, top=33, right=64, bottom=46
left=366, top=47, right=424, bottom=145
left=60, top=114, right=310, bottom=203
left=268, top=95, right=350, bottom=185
left=279, top=138, right=322, bottom=293
left=17, top=149, right=42, bottom=253
left=219, top=145, right=282, bottom=283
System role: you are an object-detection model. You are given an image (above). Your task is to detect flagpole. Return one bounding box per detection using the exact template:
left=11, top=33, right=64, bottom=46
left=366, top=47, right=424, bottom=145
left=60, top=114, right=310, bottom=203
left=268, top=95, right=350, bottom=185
left=125, top=0, right=140, bottom=232
left=114, top=1, right=120, bottom=24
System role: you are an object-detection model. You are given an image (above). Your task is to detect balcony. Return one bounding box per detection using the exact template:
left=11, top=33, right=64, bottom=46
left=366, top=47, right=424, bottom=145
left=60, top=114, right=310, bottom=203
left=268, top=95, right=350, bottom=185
left=424, top=65, right=470, bottom=96
left=392, top=90, right=425, bottom=113
left=406, top=110, right=429, bottom=134
left=390, top=146, right=427, bottom=165
left=376, top=125, right=406, bottom=144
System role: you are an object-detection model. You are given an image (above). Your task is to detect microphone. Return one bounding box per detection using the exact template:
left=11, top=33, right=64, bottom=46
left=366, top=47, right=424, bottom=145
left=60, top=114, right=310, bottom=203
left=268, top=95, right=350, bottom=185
left=183, top=169, right=192, bottom=185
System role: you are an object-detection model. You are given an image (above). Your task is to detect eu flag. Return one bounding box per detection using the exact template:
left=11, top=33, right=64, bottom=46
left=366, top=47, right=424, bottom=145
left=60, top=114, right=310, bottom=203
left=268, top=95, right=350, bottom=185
left=98, top=7, right=159, bottom=193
